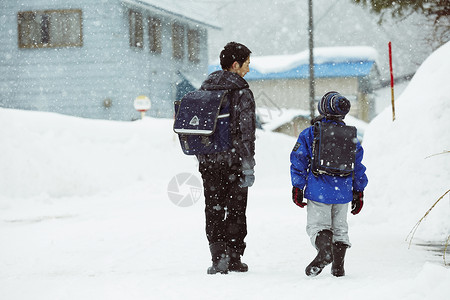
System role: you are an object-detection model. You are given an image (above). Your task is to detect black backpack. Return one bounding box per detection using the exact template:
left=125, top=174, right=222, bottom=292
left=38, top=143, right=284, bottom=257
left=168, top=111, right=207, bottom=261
left=173, top=89, right=232, bottom=155
left=311, top=121, right=357, bottom=177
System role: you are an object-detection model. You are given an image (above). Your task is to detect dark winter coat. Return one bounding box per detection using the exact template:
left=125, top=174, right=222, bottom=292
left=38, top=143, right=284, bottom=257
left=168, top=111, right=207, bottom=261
left=290, top=118, right=368, bottom=204
left=197, top=70, right=256, bottom=170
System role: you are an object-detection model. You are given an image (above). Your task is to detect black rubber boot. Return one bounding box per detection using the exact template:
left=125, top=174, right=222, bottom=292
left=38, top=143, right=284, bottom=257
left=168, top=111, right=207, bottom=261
left=228, top=247, right=248, bottom=272
left=331, top=242, right=348, bottom=277
left=305, top=230, right=333, bottom=277
left=207, top=242, right=229, bottom=274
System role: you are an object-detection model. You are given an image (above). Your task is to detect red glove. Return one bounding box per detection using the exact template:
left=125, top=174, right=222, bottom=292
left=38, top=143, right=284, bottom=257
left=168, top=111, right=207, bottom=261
left=351, top=191, right=364, bottom=215
left=292, top=187, right=307, bottom=208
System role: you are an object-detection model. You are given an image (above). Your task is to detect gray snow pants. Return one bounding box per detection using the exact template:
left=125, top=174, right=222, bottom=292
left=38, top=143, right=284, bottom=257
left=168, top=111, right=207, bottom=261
left=306, top=200, right=352, bottom=248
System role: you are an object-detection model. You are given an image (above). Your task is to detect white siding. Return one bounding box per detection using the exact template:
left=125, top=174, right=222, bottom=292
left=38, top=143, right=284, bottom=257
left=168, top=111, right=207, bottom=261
left=0, top=0, right=210, bottom=120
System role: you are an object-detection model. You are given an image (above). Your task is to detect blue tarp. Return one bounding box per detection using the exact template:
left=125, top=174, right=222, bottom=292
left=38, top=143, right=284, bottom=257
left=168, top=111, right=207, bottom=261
left=208, top=61, right=374, bottom=81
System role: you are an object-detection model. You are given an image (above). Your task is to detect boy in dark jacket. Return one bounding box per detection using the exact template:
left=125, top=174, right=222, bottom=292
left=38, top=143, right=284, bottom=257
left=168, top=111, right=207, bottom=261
left=290, top=91, right=368, bottom=277
left=198, top=42, right=256, bottom=274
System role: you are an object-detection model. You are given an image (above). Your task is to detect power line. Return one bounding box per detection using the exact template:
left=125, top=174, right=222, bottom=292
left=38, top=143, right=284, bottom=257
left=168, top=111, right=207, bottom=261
left=315, top=0, right=343, bottom=27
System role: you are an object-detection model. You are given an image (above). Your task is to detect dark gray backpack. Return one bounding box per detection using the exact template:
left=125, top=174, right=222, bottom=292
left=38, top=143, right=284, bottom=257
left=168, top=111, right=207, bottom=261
left=311, top=121, right=357, bottom=177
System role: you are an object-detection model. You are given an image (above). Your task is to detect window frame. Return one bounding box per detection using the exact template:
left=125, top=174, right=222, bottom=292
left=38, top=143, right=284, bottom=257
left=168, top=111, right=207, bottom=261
left=172, top=23, right=185, bottom=60
left=148, top=16, right=162, bottom=54
left=187, top=28, right=200, bottom=63
left=17, top=9, right=83, bottom=49
left=129, top=10, right=144, bottom=49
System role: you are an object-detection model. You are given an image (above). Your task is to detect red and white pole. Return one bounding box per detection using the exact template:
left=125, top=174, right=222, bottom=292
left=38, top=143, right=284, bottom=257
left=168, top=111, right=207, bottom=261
left=389, top=41, right=395, bottom=121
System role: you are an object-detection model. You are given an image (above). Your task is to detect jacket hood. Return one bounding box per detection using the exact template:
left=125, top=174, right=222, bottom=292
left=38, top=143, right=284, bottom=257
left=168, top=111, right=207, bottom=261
left=200, top=70, right=249, bottom=91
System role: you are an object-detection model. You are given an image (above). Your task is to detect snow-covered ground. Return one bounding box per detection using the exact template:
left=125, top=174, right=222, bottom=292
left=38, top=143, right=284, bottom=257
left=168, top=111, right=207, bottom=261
left=1, top=43, right=449, bottom=299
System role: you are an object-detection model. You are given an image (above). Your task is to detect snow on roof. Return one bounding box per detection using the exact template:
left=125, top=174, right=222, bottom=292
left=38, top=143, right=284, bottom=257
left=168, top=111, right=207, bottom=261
left=122, top=0, right=220, bottom=29
left=245, top=61, right=376, bottom=80
left=251, top=46, right=378, bottom=74
left=209, top=46, right=379, bottom=80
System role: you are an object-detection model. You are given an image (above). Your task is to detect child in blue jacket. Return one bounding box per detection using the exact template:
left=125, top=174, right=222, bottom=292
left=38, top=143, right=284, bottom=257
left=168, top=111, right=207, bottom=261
left=290, top=91, right=368, bottom=277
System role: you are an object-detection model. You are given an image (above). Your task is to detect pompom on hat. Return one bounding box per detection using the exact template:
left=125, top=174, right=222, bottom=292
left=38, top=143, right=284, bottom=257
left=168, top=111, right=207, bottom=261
left=318, top=91, right=351, bottom=118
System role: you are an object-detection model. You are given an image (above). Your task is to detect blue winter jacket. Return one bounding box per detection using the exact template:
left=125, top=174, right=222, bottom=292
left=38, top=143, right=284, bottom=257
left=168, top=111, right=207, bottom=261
left=290, top=119, right=368, bottom=204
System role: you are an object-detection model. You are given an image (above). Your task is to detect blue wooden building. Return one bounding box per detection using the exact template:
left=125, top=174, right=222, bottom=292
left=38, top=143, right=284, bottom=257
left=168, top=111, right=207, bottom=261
left=0, top=0, right=219, bottom=120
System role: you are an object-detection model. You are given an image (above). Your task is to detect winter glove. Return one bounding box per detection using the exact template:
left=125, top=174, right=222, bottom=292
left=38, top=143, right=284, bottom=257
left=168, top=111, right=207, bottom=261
left=292, top=186, right=307, bottom=208
left=239, top=169, right=255, bottom=188
left=351, top=191, right=364, bottom=215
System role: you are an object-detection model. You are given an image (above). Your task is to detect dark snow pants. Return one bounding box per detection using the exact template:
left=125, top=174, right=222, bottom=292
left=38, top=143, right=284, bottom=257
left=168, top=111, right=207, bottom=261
left=199, top=159, right=248, bottom=255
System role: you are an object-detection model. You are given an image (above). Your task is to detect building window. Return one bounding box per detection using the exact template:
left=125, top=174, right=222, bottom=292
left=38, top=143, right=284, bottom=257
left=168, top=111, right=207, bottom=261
left=172, top=23, right=184, bottom=60
left=129, top=10, right=143, bottom=48
left=187, top=29, right=200, bottom=63
left=148, top=17, right=162, bottom=54
left=18, top=9, right=83, bottom=48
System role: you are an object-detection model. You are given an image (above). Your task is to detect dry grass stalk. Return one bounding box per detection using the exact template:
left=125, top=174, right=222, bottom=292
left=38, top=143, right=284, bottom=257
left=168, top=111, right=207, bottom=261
left=406, top=189, right=450, bottom=265
left=424, top=150, right=450, bottom=159
left=407, top=151, right=449, bottom=264
left=444, top=235, right=449, bottom=266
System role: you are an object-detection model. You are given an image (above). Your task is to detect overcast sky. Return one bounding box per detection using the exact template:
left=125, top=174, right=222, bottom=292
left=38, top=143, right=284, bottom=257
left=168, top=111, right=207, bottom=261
left=205, top=0, right=436, bottom=80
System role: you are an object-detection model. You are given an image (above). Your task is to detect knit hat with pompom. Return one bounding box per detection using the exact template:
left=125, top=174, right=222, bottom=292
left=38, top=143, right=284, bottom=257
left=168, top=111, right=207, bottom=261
left=318, top=91, right=351, bottom=118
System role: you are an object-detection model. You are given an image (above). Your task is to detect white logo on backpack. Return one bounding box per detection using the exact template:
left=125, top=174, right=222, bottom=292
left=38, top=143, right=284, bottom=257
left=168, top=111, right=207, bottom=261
left=189, top=116, right=200, bottom=126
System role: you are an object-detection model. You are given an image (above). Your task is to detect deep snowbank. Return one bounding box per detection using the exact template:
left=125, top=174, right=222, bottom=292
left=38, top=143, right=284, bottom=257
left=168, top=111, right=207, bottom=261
left=0, top=112, right=195, bottom=199
left=363, top=41, right=450, bottom=241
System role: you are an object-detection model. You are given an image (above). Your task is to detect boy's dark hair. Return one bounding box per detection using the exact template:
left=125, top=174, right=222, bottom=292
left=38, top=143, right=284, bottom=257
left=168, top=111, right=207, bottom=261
left=220, top=42, right=252, bottom=70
